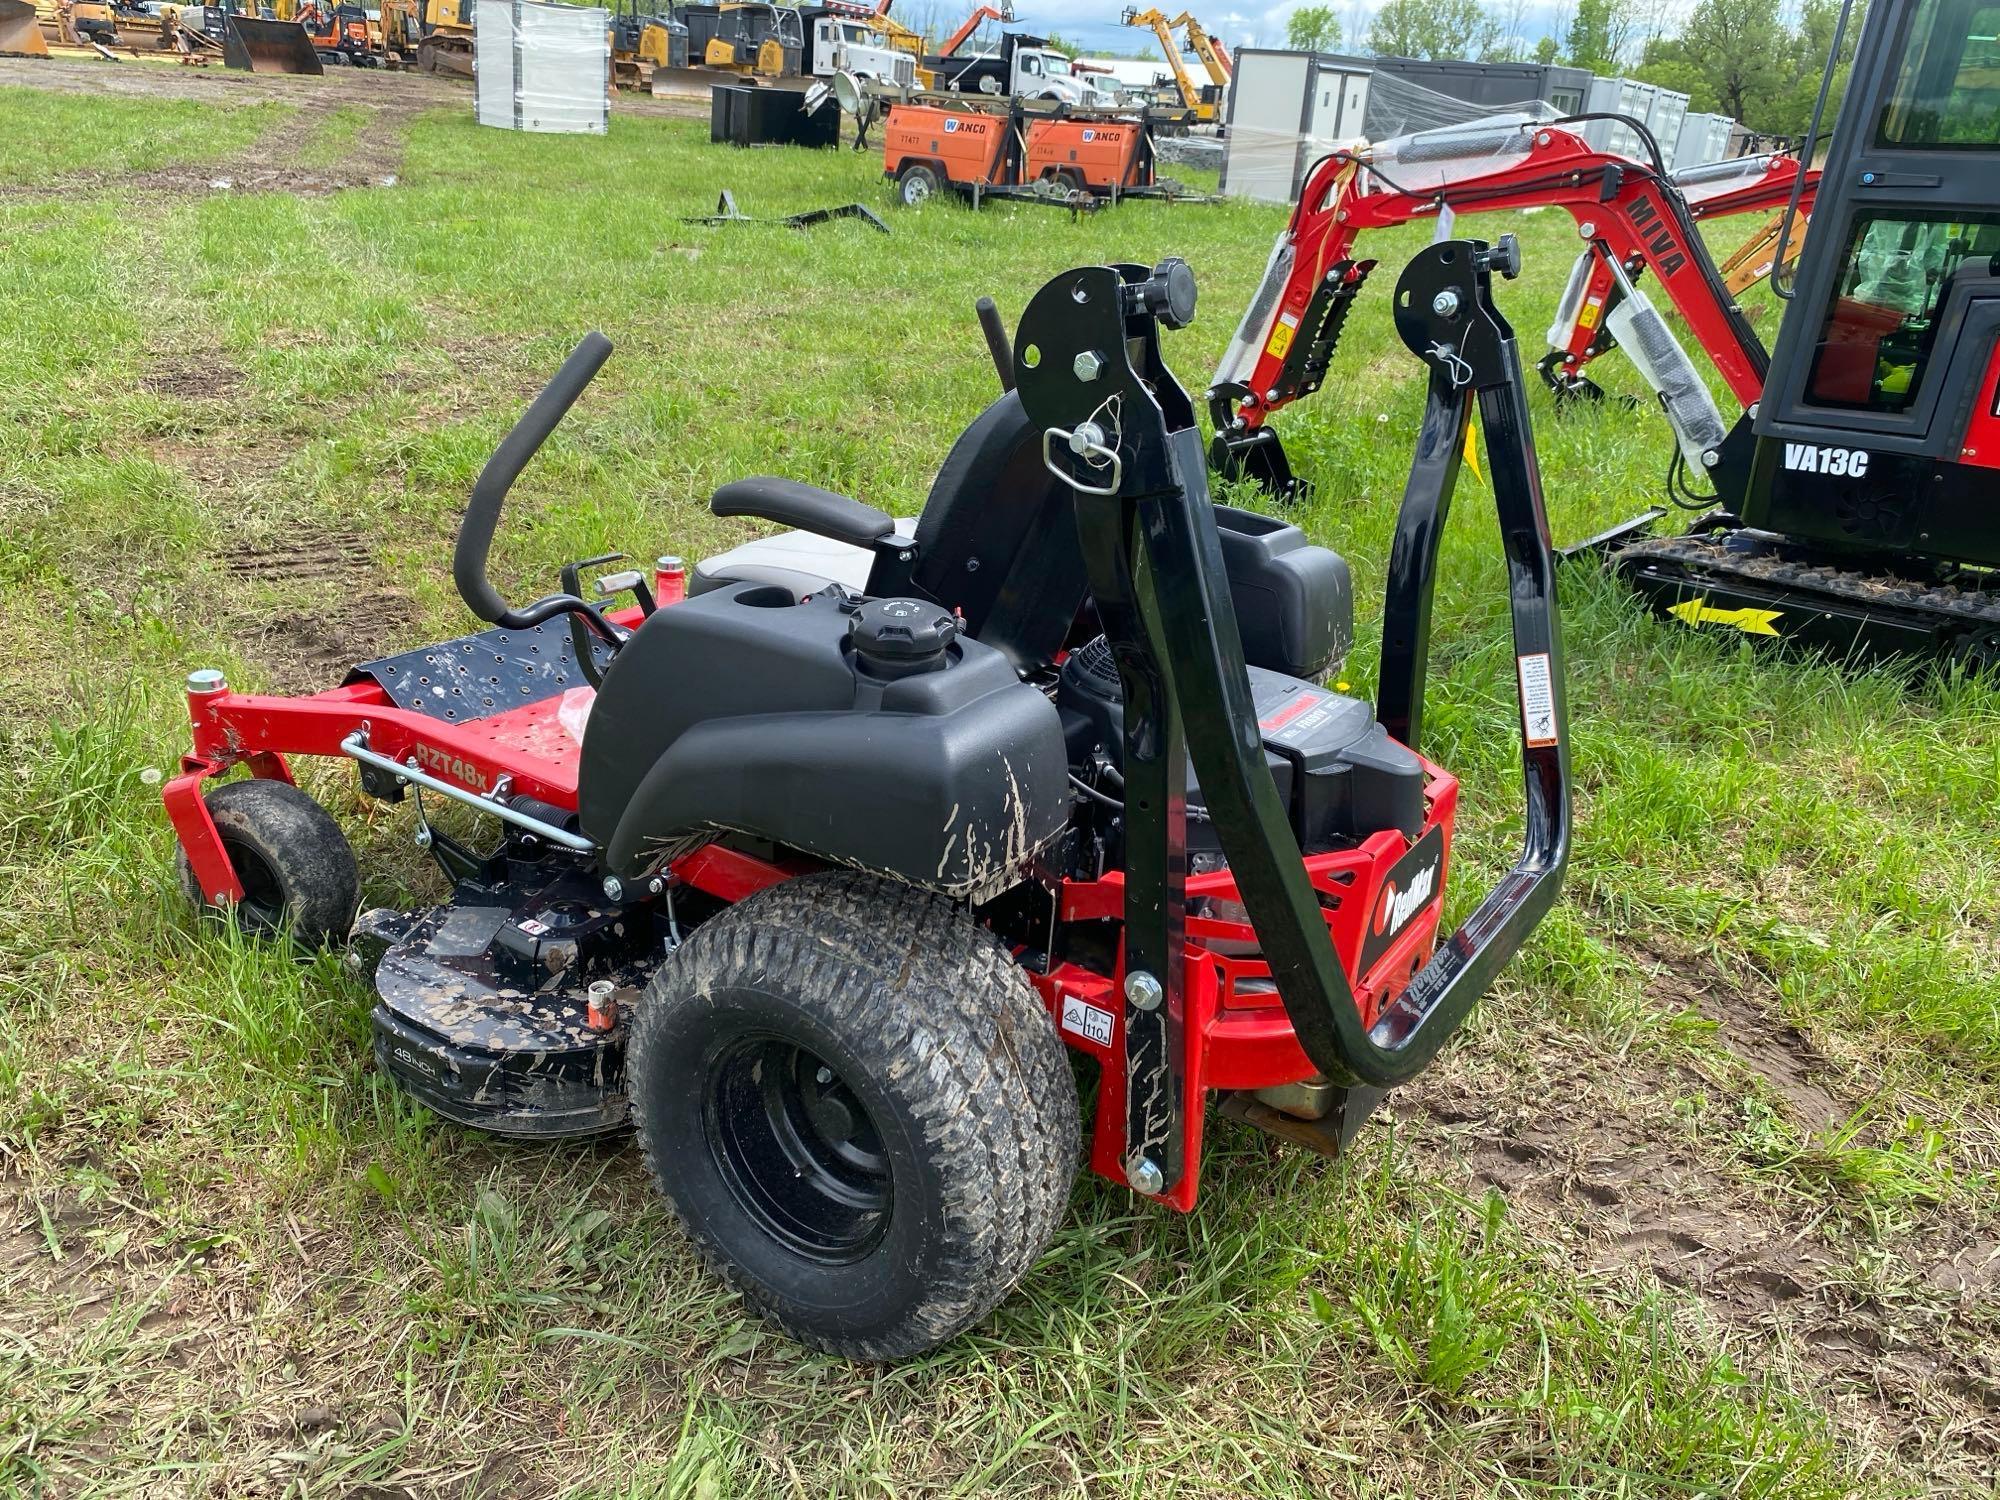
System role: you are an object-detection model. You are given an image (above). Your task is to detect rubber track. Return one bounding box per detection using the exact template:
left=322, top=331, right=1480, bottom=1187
left=629, top=871, right=1079, bottom=1360
left=1620, top=530, right=2000, bottom=629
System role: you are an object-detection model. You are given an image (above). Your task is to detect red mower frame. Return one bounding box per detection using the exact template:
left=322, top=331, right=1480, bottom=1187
left=166, top=579, right=1456, bottom=1214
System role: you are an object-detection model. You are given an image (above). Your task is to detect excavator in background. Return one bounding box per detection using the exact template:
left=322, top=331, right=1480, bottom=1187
left=1218, top=0, right=2000, bottom=670
left=1178, top=11, right=1229, bottom=90
left=1121, top=5, right=1215, bottom=122
left=1209, top=126, right=1815, bottom=497
left=292, top=0, right=376, bottom=64
left=934, top=1, right=1006, bottom=57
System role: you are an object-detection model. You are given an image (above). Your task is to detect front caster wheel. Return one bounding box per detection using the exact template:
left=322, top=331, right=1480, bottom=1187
left=176, top=777, right=360, bottom=947
left=628, top=871, right=1078, bottom=1360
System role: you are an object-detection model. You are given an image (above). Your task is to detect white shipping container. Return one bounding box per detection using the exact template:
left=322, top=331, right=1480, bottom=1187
left=1646, top=87, right=1690, bottom=169
left=1675, top=111, right=1737, bottom=170
left=1582, top=76, right=1686, bottom=167
left=1220, top=47, right=1372, bottom=204
left=474, top=0, right=609, bottom=135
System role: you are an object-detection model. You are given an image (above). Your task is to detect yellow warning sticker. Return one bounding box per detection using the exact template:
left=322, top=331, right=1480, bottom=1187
left=1265, top=313, right=1298, bottom=361
left=1667, top=597, right=1784, bottom=636
left=1577, top=299, right=1603, bottom=330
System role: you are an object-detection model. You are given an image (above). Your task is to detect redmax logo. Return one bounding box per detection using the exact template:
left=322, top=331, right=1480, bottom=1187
left=1373, top=857, right=1439, bottom=939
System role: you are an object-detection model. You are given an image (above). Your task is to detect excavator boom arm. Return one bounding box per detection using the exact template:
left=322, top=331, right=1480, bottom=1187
left=1122, top=6, right=1200, bottom=111
left=1212, top=129, right=1790, bottom=441
left=938, top=1, right=1008, bottom=56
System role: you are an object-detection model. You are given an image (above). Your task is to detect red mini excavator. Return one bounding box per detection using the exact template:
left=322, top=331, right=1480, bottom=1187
left=1207, top=125, right=1816, bottom=500
left=1216, top=0, right=2000, bottom=670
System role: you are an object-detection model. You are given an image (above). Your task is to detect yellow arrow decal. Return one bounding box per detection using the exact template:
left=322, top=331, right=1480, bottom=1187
left=1667, top=597, right=1784, bottom=636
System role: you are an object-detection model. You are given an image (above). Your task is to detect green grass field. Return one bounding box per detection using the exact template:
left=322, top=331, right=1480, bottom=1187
left=2, top=66, right=1997, bottom=1497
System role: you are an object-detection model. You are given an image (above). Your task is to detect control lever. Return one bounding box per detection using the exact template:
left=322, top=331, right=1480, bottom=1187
left=559, top=553, right=651, bottom=689
left=976, top=295, right=1015, bottom=393
left=1120, top=256, right=1198, bottom=329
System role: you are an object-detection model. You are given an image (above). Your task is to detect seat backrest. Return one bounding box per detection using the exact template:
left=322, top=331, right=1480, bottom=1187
left=869, top=390, right=1089, bottom=673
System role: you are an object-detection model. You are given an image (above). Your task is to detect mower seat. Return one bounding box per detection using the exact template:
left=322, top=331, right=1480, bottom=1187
left=690, top=516, right=917, bottom=600
left=689, top=393, right=1090, bottom=672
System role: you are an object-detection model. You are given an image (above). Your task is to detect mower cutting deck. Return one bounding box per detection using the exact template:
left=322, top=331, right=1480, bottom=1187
left=166, top=242, right=1569, bottom=1359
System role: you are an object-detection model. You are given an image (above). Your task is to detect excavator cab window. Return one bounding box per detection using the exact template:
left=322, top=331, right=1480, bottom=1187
left=1803, top=212, right=2000, bottom=409
left=1878, top=0, right=2000, bottom=147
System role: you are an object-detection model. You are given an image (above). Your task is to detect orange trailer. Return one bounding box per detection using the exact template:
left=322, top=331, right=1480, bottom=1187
left=883, top=100, right=1188, bottom=209
left=1023, top=116, right=1157, bottom=194
left=882, top=101, right=1020, bottom=204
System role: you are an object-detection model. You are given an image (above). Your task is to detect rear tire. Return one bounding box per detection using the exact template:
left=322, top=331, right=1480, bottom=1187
left=897, top=161, right=939, bottom=208
left=627, top=871, right=1078, bottom=1360
left=176, top=778, right=360, bottom=947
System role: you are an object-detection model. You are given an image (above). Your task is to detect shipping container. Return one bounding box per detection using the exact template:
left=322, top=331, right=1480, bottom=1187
left=1219, top=47, right=1372, bottom=204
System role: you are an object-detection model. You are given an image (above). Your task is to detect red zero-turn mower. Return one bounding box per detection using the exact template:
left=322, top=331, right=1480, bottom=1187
left=165, top=238, right=1570, bottom=1359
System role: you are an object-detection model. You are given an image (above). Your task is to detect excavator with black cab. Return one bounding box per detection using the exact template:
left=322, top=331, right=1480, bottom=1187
left=1210, top=0, right=2000, bottom=671
left=1608, top=0, right=2000, bottom=670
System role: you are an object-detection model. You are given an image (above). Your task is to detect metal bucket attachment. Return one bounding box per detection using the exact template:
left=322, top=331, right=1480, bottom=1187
left=224, top=14, right=323, bottom=73
left=0, top=0, right=49, bottom=55
left=1210, top=426, right=1308, bottom=503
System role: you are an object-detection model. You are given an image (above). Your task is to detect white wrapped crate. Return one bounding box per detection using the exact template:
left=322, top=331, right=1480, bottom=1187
left=474, top=0, right=609, bottom=135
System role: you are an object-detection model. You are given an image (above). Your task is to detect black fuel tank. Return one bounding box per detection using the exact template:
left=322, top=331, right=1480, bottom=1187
left=578, top=584, right=1069, bottom=899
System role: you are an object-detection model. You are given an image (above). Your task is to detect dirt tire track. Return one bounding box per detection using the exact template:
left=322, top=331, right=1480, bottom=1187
left=223, top=531, right=416, bottom=690
left=1392, top=963, right=2000, bottom=1480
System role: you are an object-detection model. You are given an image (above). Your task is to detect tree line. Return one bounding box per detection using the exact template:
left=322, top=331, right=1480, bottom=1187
left=1281, top=0, right=1858, bottom=134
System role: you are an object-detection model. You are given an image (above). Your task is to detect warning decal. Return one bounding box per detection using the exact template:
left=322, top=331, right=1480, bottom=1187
left=1059, top=994, right=1115, bottom=1048
left=1517, top=652, right=1558, bottom=748
left=1265, top=311, right=1299, bottom=361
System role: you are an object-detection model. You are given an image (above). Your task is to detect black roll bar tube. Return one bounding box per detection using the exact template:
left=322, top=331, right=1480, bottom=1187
left=453, top=332, right=625, bottom=643
left=1015, top=240, right=1571, bottom=1154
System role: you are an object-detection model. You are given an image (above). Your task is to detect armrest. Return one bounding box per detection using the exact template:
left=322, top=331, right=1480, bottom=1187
left=710, top=477, right=897, bottom=551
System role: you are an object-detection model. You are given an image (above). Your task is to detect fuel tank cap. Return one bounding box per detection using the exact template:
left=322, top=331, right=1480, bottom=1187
left=850, top=597, right=959, bottom=678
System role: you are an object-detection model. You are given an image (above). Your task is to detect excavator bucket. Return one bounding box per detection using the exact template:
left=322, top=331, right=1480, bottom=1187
left=0, top=0, right=50, bottom=55
left=224, top=13, right=323, bottom=73
left=1210, top=426, right=1307, bottom=502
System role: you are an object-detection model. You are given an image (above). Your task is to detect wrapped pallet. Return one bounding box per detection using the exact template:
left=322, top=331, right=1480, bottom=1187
left=474, top=0, right=609, bottom=135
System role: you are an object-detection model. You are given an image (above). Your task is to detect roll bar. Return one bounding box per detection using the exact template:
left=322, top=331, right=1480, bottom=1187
left=454, top=332, right=617, bottom=630
left=1014, top=242, right=1570, bottom=1195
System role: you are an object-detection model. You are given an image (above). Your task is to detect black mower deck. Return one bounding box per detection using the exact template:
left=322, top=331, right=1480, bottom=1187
left=356, top=865, right=661, bottom=1137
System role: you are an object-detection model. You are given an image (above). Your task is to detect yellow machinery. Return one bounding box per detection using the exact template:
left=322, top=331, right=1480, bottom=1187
left=0, top=0, right=49, bottom=53
left=1176, top=12, right=1229, bottom=90
left=379, top=0, right=415, bottom=57
left=694, top=4, right=800, bottom=78
left=856, top=2, right=931, bottom=89
left=35, top=0, right=120, bottom=49
left=408, top=0, right=472, bottom=74
left=609, top=0, right=687, bottom=88
left=1119, top=5, right=1212, bottom=121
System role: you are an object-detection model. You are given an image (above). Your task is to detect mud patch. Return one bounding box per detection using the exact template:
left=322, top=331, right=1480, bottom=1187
left=141, top=351, right=247, bottom=402
left=1392, top=1029, right=2000, bottom=1480
left=0, top=59, right=431, bottom=203
left=1635, top=943, right=1853, bottom=1130
left=223, top=531, right=417, bottom=691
